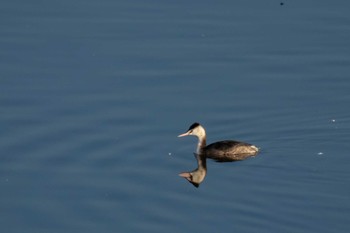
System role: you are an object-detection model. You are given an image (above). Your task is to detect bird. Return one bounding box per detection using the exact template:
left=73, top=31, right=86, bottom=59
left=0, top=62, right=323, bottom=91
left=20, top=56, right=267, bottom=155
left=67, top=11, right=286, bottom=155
left=178, top=122, right=259, bottom=162
left=179, top=153, right=206, bottom=188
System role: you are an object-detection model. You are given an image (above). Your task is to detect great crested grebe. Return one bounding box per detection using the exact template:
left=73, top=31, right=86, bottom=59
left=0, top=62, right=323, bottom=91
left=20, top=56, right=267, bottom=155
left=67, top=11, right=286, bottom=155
left=178, top=122, right=259, bottom=162
left=179, top=153, right=206, bottom=188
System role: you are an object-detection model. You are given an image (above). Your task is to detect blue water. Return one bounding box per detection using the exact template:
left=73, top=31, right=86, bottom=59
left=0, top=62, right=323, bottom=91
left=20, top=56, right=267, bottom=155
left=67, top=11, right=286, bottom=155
left=1, top=1, right=350, bottom=232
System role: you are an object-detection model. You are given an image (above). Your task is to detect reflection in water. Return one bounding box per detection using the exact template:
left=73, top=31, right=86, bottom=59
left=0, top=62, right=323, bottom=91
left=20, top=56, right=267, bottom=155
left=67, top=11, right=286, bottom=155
left=179, top=153, right=207, bottom=188
left=178, top=122, right=260, bottom=187
left=178, top=151, right=257, bottom=187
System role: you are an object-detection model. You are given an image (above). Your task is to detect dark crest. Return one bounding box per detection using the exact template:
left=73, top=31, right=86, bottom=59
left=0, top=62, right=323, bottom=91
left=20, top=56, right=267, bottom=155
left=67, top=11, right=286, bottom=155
left=187, top=122, right=200, bottom=131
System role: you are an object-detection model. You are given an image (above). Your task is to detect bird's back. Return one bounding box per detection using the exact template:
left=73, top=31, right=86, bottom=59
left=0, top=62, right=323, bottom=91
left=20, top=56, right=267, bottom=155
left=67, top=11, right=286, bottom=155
left=204, top=140, right=258, bottom=162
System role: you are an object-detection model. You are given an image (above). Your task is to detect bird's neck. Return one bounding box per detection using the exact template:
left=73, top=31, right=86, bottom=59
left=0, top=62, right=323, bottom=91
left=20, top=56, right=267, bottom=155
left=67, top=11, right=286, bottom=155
left=196, top=136, right=207, bottom=154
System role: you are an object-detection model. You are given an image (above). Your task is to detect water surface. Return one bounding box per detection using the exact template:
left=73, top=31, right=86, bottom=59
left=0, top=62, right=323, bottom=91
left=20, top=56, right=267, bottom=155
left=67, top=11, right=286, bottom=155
left=1, top=1, right=350, bottom=232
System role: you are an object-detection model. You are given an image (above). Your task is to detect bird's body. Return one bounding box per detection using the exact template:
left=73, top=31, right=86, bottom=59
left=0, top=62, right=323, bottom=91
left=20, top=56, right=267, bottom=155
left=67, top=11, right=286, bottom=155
left=178, top=122, right=259, bottom=162
left=205, top=140, right=258, bottom=162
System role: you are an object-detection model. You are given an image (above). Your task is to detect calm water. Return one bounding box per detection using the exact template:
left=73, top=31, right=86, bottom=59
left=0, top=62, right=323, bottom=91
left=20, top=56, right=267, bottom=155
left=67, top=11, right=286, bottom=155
left=1, top=1, right=350, bottom=232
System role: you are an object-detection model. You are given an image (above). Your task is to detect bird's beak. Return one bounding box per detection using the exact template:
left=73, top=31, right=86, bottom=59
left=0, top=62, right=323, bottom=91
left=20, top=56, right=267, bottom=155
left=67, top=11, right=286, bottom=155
left=179, top=172, right=191, bottom=179
left=178, top=131, right=189, bottom=137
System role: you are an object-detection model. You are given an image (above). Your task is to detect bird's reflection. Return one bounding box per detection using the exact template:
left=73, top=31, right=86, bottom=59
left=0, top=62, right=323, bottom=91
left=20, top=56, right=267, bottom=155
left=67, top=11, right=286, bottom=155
left=178, top=152, right=254, bottom=188
left=179, top=153, right=206, bottom=188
